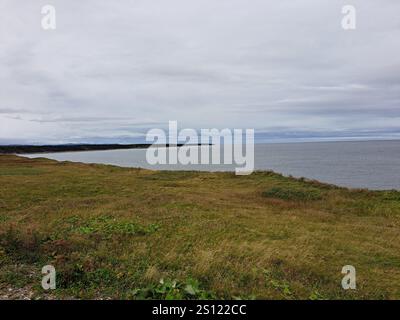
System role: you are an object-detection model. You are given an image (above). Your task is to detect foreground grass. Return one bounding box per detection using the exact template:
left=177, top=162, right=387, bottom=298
left=0, top=155, right=399, bottom=300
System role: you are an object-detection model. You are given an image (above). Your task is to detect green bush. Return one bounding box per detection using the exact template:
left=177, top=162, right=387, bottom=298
left=262, top=186, right=322, bottom=201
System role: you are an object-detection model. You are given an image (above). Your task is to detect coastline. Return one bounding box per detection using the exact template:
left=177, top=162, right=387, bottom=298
left=17, top=140, right=400, bottom=191
left=0, top=143, right=199, bottom=155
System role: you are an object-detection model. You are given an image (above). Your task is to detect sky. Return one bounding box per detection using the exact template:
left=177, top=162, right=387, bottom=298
left=1, top=0, right=400, bottom=144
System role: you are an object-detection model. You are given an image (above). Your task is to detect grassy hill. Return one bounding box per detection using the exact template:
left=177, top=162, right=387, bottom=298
left=0, top=155, right=399, bottom=299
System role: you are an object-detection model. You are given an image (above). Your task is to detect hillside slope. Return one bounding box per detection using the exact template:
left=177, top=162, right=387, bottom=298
left=0, top=155, right=399, bottom=299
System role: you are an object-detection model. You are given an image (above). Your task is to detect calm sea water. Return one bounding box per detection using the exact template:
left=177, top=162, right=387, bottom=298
left=23, top=140, right=400, bottom=190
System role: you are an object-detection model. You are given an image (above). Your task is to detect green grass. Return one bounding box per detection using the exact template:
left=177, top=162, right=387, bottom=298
left=53, top=215, right=160, bottom=238
left=0, top=167, right=46, bottom=176
left=262, top=186, right=323, bottom=201
left=0, top=155, right=399, bottom=300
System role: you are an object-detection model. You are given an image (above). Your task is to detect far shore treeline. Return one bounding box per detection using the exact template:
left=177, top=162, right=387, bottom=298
left=0, top=144, right=191, bottom=154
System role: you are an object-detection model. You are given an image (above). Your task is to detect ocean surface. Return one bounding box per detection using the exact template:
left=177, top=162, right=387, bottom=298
left=23, top=140, right=400, bottom=190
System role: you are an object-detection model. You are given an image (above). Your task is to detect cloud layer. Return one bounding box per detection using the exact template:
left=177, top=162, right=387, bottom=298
left=1, top=0, right=400, bottom=143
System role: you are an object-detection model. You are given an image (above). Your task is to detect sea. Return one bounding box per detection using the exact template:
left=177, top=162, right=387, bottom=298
left=22, top=140, right=400, bottom=190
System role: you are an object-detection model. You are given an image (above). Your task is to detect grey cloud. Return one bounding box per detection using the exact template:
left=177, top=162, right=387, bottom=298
left=0, top=108, right=28, bottom=114
left=27, top=116, right=159, bottom=124
left=1, top=0, right=400, bottom=143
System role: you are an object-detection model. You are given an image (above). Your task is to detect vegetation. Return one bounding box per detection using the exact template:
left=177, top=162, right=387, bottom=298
left=0, top=155, right=399, bottom=299
left=0, top=143, right=198, bottom=154
left=0, top=144, right=152, bottom=154
left=262, top=186, right=322, bottom=201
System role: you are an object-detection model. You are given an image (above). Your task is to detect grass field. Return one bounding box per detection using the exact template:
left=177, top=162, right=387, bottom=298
left=0, top=155, right=399, bottom=300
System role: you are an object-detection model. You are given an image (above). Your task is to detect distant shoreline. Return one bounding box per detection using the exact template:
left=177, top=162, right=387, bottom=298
left=0, top=144, right=196, bottom=154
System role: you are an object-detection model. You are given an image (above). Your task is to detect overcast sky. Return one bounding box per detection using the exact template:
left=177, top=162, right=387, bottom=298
left=1, top=0, right=400, bottom=144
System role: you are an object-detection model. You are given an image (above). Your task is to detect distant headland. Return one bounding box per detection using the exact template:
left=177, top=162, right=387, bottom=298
left=0, top=144, right=189, bottom=154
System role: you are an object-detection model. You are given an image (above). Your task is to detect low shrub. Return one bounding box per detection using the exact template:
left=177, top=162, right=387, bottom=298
left=262, top=186, right=322, bottom=201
